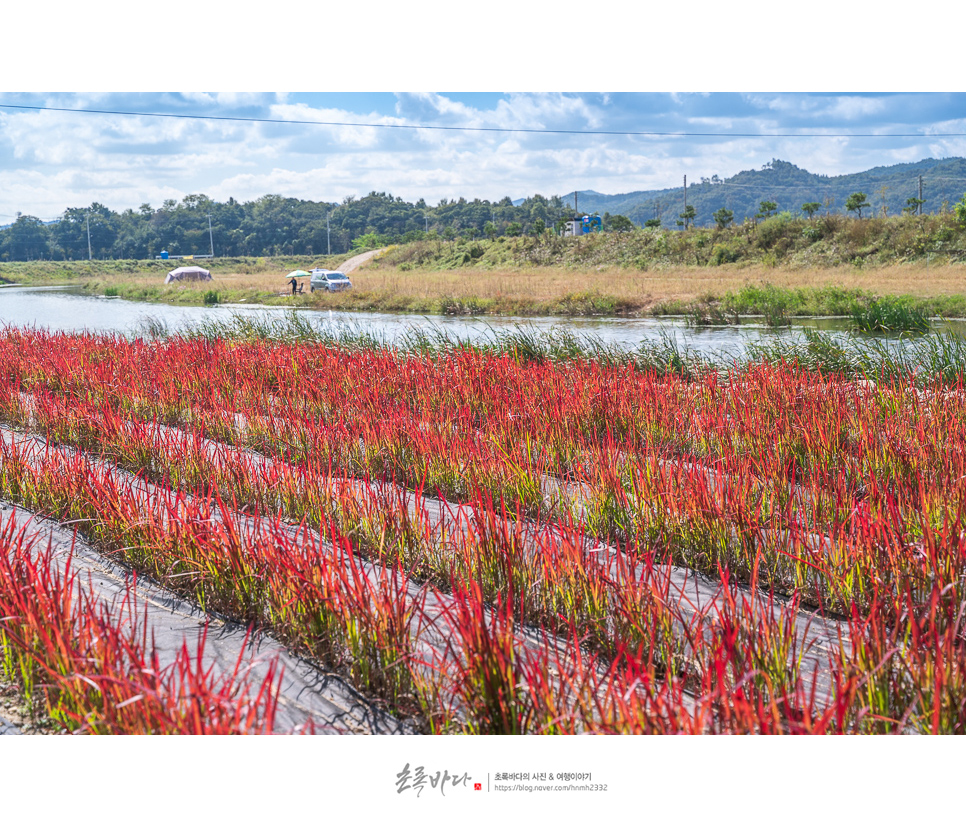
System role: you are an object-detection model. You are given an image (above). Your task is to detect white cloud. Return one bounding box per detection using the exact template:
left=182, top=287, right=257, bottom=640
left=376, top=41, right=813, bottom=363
left=825, top=96, right=887, bottom=121
left=0, top=92, right=963, bottom=220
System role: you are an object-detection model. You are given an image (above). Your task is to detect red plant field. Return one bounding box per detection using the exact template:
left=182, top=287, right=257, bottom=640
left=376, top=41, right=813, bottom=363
left=0, top=325, right=963, bottom=733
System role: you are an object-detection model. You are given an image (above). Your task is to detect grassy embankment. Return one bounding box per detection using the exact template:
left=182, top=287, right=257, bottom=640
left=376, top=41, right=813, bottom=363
left=2, top=212, right=965, bottom=321
left=0, top=256, right=343, bottom=307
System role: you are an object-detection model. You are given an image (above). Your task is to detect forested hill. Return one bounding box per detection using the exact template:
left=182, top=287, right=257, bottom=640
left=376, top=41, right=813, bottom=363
left=2, top=158, right=965, bottom=261
left=566, top=158, right=966, bottom=228
left=0, top=193, right=568, bottom=261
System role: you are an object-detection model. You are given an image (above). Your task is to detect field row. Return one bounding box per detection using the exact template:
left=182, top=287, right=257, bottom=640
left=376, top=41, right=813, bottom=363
left=0, top=428, right=709, bottom=733
left=4, top=337, right=963, bottom=617
left=1, top=327, right=964, bottom=732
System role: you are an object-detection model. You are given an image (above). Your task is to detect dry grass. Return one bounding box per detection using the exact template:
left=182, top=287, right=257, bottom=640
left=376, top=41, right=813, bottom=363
left=60, top=260, right=966, bottom=316
left=81, top=271, right=313, bottom=305
left=354, top=262, right=966, bottom=304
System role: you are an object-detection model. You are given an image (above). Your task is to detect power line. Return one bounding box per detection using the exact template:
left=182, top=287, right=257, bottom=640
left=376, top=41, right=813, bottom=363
left=1, top=102, right=966, bottom=138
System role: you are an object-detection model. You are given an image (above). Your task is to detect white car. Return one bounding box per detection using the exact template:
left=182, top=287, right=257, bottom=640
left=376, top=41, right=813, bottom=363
left=310, top=269, right=353, bottom=292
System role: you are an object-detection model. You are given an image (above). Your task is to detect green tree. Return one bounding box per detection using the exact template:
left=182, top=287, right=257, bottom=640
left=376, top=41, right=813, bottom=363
left=955, top=192, right=966, bottom=227
left=85, top=202, right=120, bottom=258
left=755, top=200, right=778, bottom=220
left=678, top=204, right=695, bottom=229
left=801, top=202, right=821, bottom=219
left=351, top=231, right=390, bottom=251
left=845, top=192, right=870, bottom=219
left=4, top=214, right=51, bottom=260
left=904, top=197, right=925, bottom=216
left=712, top=207, right=734, bottom=229
left=505, top=222, right=523, bottom=236
left=54, top=207, right=91, bottom=259
left=608, top=214, right=634, bottom=233
left=644, top=218, right=662, bottom=229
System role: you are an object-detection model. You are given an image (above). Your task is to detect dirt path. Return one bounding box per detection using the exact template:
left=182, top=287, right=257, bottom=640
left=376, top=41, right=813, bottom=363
left=336, top=249, right=386, bottom=274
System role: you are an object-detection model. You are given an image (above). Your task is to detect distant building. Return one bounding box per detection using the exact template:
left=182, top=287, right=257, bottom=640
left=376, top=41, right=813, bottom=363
left=561, top=215, right=602, bottom=237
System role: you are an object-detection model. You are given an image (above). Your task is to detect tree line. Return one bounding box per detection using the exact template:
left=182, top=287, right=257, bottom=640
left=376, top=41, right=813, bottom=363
left=5, top=158, right=964, bottom=262
left=0, top=192, right=580, bottom=261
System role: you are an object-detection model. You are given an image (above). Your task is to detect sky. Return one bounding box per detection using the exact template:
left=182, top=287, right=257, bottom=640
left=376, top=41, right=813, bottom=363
left=4, top=91, right=965, bottom=222
left=1, top=6, right=961, bottom=224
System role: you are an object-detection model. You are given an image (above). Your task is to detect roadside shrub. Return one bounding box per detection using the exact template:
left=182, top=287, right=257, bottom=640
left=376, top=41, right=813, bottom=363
left=711, top=244, right=741, bottom=265
left=932, top=224, right=955, bottom=245
left=841, top=218, right=877, bottom=249
left=756, top=213, right=794, bottom=251
left=820, top=214, right=843, bottom=236
left=898, top=229, right=930, bottom=257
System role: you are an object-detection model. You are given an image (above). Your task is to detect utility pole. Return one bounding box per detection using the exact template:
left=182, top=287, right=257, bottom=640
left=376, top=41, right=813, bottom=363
left=918, top=174, right=923, bottom=215
left=574, top=191, right=578, bottom=215
left=683, top=175, right=687, bottom=229
left=86, top=213, right=92, bottom=260
left=207, top=213, right=214, bottom=257
left=326, top=213, right=331, bottom=256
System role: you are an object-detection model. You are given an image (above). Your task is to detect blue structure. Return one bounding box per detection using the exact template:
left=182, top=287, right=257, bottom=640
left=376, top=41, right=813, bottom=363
left=561, top=214, right=602, bottom=237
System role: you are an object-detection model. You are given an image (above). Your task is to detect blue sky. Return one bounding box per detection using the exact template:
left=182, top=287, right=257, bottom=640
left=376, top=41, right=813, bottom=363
left=2, top=7, right=961, bottom=221
left=1, top=91, right=964, bottom=221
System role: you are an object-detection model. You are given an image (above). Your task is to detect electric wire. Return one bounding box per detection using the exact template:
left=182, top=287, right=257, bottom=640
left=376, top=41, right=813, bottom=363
left=1, top=102, right=965, bottom=138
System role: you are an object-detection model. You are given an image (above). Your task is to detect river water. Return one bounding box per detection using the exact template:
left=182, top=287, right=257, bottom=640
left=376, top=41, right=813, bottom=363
left=2, top=284, right=963, bottom=359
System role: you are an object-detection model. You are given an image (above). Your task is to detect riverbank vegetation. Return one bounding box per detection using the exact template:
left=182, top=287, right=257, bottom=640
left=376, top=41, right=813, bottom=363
left=167, top=311, right=966, bottom=386
left=3, top=211, right=966, bottom=325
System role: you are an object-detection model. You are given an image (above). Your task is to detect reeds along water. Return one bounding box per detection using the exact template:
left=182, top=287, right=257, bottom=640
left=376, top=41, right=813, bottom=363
left=169, top=308, right=966, bottom=385
left=747, top=328, right=966, bottom=385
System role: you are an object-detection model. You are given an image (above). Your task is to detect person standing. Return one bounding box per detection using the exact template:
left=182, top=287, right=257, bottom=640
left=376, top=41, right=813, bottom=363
left=290, top=276, right=298, bottom=295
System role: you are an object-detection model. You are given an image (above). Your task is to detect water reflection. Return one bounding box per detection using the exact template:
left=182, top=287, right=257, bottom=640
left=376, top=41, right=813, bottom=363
left=2, top=283, right=963, bottom=359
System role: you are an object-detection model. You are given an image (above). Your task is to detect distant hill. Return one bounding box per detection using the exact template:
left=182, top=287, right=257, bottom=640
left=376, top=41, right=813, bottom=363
left=5, top=158, right=966, bottom=261
left=559, top=158, right=966, bottom=228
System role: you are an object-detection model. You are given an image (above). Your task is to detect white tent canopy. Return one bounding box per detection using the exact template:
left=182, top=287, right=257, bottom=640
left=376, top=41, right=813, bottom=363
left=165, top=265, right=212, bottom=283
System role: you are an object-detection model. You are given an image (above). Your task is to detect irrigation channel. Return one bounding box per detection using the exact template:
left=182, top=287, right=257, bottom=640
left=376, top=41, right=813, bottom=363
left=4, top=283, right=966, bottom=358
